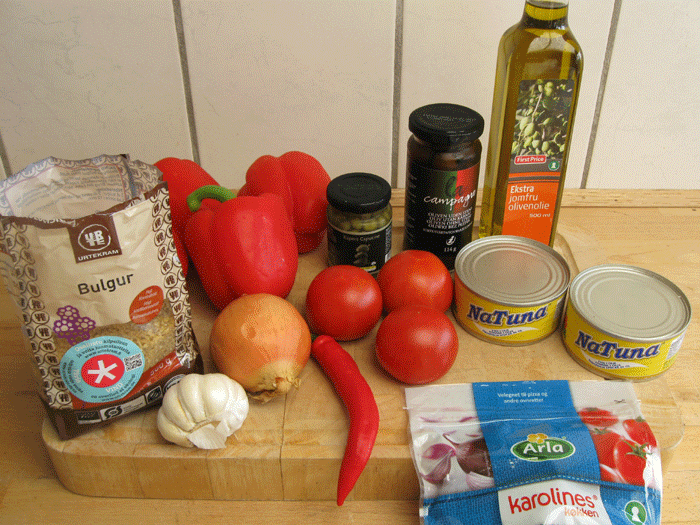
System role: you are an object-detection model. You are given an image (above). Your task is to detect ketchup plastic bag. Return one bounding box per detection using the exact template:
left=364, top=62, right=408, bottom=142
left=406, top=380, right=662, bottom=525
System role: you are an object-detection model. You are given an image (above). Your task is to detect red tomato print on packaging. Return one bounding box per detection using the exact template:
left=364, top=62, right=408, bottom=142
left=578, top=407, right=619, bottom=428
left=623, top=417, right=658, bottom=448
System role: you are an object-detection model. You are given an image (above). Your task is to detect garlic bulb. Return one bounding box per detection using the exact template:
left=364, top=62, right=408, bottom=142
left=157, top=373, right=249, bottom=449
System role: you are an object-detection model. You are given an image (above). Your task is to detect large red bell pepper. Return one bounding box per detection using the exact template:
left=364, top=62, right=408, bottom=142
left=154, top=157, right=220, bottom=276
left=185, top=185, right=298, bottom=311
left=238, top=151, right=331, bottom=253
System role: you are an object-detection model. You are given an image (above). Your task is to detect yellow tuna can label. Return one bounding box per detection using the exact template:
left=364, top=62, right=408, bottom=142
left=562, top=264, right=691, bottom=380
left=453, top=236, right=570, bottom=347
left=562, top=302, right=685, bottom=379
left=454, top=277, right=566, bottom=345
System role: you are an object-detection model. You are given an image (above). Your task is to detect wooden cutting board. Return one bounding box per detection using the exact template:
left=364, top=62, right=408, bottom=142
left=41, top=224, right=684, bottom=502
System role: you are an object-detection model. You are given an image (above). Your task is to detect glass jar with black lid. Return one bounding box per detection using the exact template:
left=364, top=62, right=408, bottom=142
left=404, top=103, right=484, bottom=270
left=326, top=172, right=392, bottom=274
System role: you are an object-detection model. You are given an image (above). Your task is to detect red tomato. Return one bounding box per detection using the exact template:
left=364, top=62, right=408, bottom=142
left=590, top=429, right=622, bottom=469
left=578, top=407, right=618, bottom=428
left=623, top=417, right=658, bottom=448
left=600, top=464, right=623, bottom=483
left=613, top=440, right=649, bottom=486
left=375, top=306, right=458, bottom=385
left=376, top=250, right=453, bottom=313
left=305, top=265, right=383, bottom=341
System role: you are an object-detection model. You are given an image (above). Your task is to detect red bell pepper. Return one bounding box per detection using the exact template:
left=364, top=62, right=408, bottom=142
left=238, top=151, right=331, bottom=253
left=154, top=157, right=220, bottom=276
left=185, top=185, right=298, bottom=311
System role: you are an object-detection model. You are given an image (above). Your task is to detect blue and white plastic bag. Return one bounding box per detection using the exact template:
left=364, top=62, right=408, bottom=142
left=406, top=381, right=662, bottom=525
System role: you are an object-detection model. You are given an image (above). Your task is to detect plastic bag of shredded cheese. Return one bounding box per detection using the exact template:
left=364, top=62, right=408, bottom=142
left=0, top=155, right=202, bottom=439
left=406, top=381, right=662, bottom=525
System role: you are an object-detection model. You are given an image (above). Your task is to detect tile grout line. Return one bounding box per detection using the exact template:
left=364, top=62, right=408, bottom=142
left=0, top=130, right=11, bottom=179
left=580, top=0, right=621, bottom=189
left=172, top=0, right=201, bottom=165
left=390, top=0, right=404, bottom=188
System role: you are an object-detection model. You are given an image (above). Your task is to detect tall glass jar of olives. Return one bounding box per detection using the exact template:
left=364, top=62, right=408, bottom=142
left=404, top=103, right=484, bottom=270
left=326, top=172, right=392, bottom=274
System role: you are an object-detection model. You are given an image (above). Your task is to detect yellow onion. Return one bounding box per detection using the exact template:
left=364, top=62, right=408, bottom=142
left=210, top=293, right=311, bottom=402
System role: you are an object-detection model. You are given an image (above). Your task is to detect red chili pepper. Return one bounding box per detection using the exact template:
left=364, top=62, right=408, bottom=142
left=311, top=335, right=379, bottom=505
left=155, top=157, right=220, bottom=276
left=185, top=185, right=298, bottom=311
left=239, top=151, right=331, bottom=253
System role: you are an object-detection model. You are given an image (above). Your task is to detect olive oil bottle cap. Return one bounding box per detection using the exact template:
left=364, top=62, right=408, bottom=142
left=409, top=103, right=484, bottom=149
left=327, top=172, right=391, bottom=214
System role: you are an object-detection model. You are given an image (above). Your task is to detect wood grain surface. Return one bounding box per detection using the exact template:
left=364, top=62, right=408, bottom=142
left=40, top=223, right=683, bottom=502
left=1, top=190, right=698, bottom=524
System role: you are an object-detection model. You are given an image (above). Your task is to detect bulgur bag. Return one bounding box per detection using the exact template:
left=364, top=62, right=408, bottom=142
left=0, top=155, right=202, bottom=438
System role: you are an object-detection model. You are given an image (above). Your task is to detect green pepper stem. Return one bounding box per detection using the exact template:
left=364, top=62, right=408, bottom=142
left=186, top=185, right=237, bottom=212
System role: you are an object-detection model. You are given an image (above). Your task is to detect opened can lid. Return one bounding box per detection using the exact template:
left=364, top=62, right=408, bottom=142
left=568, top=264, right=692, bottom=341
left=454, top=235, right=570, bottom=307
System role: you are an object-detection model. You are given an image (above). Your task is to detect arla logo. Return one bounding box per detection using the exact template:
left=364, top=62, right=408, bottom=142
left=511, top=433, right=575, bottom=462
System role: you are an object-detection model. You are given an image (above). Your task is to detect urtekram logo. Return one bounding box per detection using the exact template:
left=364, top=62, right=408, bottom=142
left=68, top=215, right=122, bottom=263
left=511, top=433, right=575, bottom=462
left=79, top=224, right=111, bottom=251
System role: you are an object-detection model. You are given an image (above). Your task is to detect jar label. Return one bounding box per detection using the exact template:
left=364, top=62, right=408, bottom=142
left=404, top=163, right=479, bottom=269
left=561, top=301, right=682, bottom=380
left=327, top=222, right=392, bottom=274
left=502, top=79, right=574, bottom=245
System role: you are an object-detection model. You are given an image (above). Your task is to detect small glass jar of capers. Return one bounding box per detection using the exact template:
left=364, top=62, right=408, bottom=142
left=326, top=172, right=392, bottom=274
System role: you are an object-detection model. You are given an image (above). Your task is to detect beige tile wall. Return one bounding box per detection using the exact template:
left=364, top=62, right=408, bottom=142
left=587, top=0, right=700, bottom=189
left=1, top=0, right=698, bottom=189
left=0, top=1, right=192, bottom=173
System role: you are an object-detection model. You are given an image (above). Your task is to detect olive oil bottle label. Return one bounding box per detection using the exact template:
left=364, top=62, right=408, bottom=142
left=404, top=163, right=479, bottom=269
left=502, top=79, right=574, bottom=245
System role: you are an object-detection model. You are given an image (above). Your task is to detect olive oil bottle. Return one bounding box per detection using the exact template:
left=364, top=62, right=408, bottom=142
left=479, top=0, right=583, bottom=246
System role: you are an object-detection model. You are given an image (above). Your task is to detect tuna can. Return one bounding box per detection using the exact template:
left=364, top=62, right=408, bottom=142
left=562, top=264, right=692, bottom=380
left=453, top=235, right=570, bottom=345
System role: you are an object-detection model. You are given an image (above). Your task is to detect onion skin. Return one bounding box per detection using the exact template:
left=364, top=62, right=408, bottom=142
left=210, top=293, right=312, bottom=402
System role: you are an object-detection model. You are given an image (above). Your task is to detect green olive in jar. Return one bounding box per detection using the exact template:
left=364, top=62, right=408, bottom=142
left=326, top=173, right=392, bottom=274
